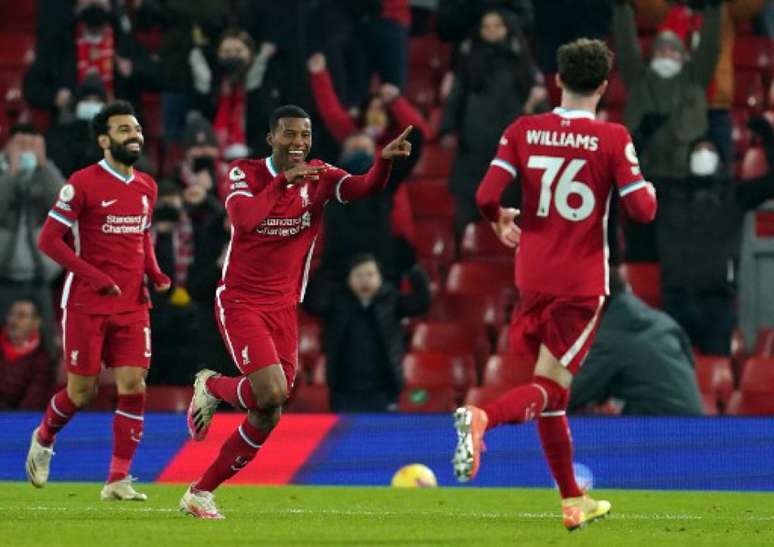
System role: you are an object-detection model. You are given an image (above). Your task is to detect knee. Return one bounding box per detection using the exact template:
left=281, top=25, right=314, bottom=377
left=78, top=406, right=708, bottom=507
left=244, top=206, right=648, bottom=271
left=120, top=376, right=146, bottom=395
left=533, top=376, right=569, bottom=412
left=252, top=381, right=288, bottom=410
left=68, top=382, right=98, bottom=408
left=249, top=406, right=281, bottom=431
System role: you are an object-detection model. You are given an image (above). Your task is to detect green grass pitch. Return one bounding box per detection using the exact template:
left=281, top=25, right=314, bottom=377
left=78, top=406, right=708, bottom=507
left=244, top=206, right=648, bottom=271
left=1, top=482, right=774, bottom=546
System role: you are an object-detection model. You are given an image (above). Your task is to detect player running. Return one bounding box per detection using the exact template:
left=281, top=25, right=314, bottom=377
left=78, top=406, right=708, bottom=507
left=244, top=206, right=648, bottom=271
left=452, top=38, right=657, bottom=531
left=25, top=101, right=170, bottom=501
left=180, top=105, right=412, bottom=519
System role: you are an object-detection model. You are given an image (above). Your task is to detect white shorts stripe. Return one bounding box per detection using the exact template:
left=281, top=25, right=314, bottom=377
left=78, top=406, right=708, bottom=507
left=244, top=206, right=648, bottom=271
left=225, top=191, right=254, bottom=205
left=559, top=296, right=606, bottom=367
left=540, top=410, right=567, bottom=417
left=115, top=409, right=144, bottom=421
left=50, top=396, right=69, bottom=418
left=215, top=286, right=240, bottom=370
left=335, top=174, right=352, bottom=204
left=490, top=158, right=517, bottom=178
left=238, top=425, right=262, bottom=449
left=619, top=180, right=648, bottom=197
left=48, top=211, right=73, bottom=227
left=236, top=377, right=248, bottom=409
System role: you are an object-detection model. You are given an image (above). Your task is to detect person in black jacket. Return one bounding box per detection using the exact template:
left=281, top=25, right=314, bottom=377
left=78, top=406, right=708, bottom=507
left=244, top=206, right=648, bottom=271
left=303, top=254, right=431, bottom=412
left=570, top=271, right=703, bottom=416
left=656, top=116, right=774, bottom=355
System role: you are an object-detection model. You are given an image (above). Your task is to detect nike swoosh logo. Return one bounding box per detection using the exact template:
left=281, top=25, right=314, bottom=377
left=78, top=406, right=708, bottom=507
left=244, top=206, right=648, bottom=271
left=101, top=199, right=118, bottom=207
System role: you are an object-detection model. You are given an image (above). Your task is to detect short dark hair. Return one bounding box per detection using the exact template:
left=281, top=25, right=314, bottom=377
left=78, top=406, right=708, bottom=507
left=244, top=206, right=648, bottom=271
left=348, top=253, right=379, bottom=272
left=557, top=38, right=613, bottom=95
left=91, top=100, right=136, bottom=140
left=269, top=105, right=311, bottom=133
left=10, top=122, right=39, bottom=137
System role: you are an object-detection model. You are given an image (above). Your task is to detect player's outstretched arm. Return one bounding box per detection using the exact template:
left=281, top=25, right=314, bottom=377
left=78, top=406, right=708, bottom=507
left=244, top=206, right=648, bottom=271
left=335, top=126, right=413, bottom=203
left=143, top=230, right=171, bottom=292
left=37, top=216, right=121, bottom=296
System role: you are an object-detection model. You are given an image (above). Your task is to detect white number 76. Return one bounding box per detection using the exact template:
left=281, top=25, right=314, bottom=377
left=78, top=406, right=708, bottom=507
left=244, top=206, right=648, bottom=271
left=527, top=156, right=595, bottom=222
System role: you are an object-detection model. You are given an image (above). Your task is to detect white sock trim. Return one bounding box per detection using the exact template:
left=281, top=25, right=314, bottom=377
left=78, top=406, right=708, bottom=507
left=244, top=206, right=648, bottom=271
left=115, top=409, right=144, bottom=421
left=50, top=396, right=70, bottom=419
left=540, top=410, right=566, bottom=417
left=237, top=425, right=262, bottom=449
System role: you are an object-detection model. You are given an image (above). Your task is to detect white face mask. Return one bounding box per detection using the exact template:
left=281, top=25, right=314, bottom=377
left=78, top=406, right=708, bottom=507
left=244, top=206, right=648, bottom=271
left=18, top=151, right=38, bottom=173
left=650, top=57, right=682, bottom=79
left=75, top=100, right=104, bottom=121
left=690, top=148, right=719, bottom=176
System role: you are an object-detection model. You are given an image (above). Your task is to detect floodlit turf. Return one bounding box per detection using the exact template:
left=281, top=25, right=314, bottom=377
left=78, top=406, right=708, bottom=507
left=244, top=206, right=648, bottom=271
left=1, top=483, right=774, bottom=547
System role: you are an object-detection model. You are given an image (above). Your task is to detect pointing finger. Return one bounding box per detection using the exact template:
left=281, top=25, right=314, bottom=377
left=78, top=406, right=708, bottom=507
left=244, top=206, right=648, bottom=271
left=397, top=125, right=413, bottom=142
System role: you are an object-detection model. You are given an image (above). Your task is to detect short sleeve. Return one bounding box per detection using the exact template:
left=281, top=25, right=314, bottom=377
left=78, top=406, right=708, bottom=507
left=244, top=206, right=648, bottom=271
left=48, top=177, right=85, bottom=228
left=489, top=122, right=520, bottom=179
left=611, top=125, right=648, bottom=197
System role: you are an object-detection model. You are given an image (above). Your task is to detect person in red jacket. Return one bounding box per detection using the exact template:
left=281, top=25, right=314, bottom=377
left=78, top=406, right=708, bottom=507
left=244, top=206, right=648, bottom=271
left=0, top=300, right=54, bottom=410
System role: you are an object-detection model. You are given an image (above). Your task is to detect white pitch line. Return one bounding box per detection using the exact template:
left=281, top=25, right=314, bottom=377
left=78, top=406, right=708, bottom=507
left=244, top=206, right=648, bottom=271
left=8, top=506, right=774, bottom=521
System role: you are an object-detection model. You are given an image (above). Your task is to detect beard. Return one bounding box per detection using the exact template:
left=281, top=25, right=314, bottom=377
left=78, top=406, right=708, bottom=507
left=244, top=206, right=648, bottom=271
left=109, top=136, right=142, bottom=166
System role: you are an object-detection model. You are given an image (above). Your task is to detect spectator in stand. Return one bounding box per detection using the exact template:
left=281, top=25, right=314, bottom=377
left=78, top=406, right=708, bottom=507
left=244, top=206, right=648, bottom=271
left=437, top=0, right=535, bottom=44
left=0, top=124, right=64, bottom=355
left=307, top=52, right=426, bottom=279
left=0, top=300, right=55, bottom=410
left=187, top=210, right=232, bottom=376
left=303, top=254, right=431, bottom=413
left=656, top=116, right=774, bottom=356
left=176, top=113, right=229, bottom=203
left=23, top=0, right=161, bottom=116
left=570, top=271, right=703, bottom=416
left=190, top=28, right=278, bottom=160
left=612, top=0, right=722, bottom=181
left=343, top=0, right=412, bottom=108
left=439, top=9, right=547, bottom=235
left=45, top=76, right=105, bottom=178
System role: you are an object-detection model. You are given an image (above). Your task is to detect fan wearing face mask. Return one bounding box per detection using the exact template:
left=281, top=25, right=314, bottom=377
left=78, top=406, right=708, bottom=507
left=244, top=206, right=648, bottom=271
left=654, top=117, right=774, bottom=356
left=612, top=0, right=723, bottom=181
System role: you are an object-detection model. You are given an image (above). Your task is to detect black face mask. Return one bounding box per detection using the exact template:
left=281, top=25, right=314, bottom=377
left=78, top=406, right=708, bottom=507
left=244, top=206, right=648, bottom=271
left=192, top=156, right=216, bottom=173
left=220, top=57, right=247, bottom=76
left=108, top=136, right=142, bottom=166
left=339, top=151, right=374, bottom=175
left=154, top=204, right=181, bottom=223
left=79, top=5, right=111, bottom=30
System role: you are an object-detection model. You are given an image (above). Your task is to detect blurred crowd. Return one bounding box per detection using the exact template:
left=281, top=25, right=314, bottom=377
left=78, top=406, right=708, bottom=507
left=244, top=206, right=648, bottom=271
left=0, top=0, right=772, bottom=415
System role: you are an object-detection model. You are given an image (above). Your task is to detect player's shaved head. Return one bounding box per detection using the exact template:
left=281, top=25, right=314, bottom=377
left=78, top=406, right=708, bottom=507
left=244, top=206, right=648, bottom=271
left=269, top=105, right=311, bottom=134
left=557, top=38, right=613, bottom=96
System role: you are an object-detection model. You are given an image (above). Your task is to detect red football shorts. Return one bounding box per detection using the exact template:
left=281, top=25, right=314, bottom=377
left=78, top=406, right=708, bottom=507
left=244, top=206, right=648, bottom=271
left=214, top=300, right=298, bottom=390
left=63, top=308, right=151, bottom=376
left=508, top=291, right=606, bottom=375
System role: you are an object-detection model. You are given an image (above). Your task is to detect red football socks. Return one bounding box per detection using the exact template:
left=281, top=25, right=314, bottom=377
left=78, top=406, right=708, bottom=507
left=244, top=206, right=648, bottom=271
left=194, top=419, right=269, bottom=492
left=482, top=377, right=568, bottom=429
left=537, top=414, right=583, bottom=499
left=37, top=389, right=78, bottom=446
left=108, top=392, right=146, bottom=483
left=206, top=375, right=257, bottom=410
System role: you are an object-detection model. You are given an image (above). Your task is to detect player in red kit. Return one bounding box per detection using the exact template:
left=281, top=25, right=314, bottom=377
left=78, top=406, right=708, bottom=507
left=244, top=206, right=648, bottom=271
left=25, top=101, right=171, bottom=500
left=179, top=105, right=413, bottom=519
left=452, top=39, right=657, bottom=530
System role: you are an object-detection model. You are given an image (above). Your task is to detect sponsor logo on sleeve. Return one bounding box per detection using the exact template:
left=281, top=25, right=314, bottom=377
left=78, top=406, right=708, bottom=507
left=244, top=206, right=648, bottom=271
left=230, top=181, right=249, bottom=190
left=56, top=201, right=72, bottom=211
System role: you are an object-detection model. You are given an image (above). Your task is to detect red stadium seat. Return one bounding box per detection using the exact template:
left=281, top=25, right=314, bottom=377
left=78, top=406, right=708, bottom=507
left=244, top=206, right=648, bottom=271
left=464, top=386, right=508, bottom=407
left=740, top=146, right=770, bottom=179
left=446, top=261, right=514, bottom=301
left=409, top=36, right=451, bottom=73
left=406, top=177, right=455, bottom=219
left=460, top=222, right=514, bottom=263
left=413, top=219, right=455, bottom=266
left=402, top=351, right=476, bottom=395
left=145, top=386, right=194, bottom=413
left=429, top=293, right=506, bottom=330
left=739, top=357, right=774, bottom=394
left=398, top=387, right=456, bottom=413
left=598, top=107, right=624, bottom=124
left=496, top=326, right=510, bottom=353
left=731, top=108, right=752, bottom=158
left=702, top=393, right=719, bottom=416
left=733, top=36, right=773, bottom=71
left=481, top=354, right=534, bottom=388
left=754, top=328, right=774, bottom=357
left=693, top=355, right=734, bottom=407
left=404, top=71, right=438, bottom=115
left=733, top=70, right=765, bottom=109
left=543, top=72, right=561, bottom=106
left=285, top=384, right=330, bottom=413
left=0, top=1, right=36, bottom=32
left=0, top=33, right=35, bottom=69
left=603, top=71, right=628, bottom=108
left=299, top=322, right=321, bottom=367
left=410, top=322, right=491, bottom=369
left=310, top=355, right=326, bottom=386
left=412, top=143, right=454, bottom=178
left=621, top=262, right=661, bottom=308
left=726, top=390, right=774, bottom=416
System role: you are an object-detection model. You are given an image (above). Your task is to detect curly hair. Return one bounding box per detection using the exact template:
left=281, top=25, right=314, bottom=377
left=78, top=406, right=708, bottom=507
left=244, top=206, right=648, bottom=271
left=557, top=38, right=613, bottom=95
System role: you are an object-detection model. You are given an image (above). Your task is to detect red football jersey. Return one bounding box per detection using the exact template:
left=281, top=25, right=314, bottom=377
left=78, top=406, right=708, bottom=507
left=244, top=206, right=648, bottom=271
left=491, top=108, right=647, bottom=296
left=218, top=156, right=352, bottom=310
left=48, top=160, right=157, bottom=314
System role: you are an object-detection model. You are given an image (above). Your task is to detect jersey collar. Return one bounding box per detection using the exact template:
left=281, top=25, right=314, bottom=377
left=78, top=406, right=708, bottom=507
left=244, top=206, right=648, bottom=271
left=266, top=156, right=279, bottom=178
left=552, top=107, right=596, bottom=120
left=98, top=159, right=135, bottom=184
